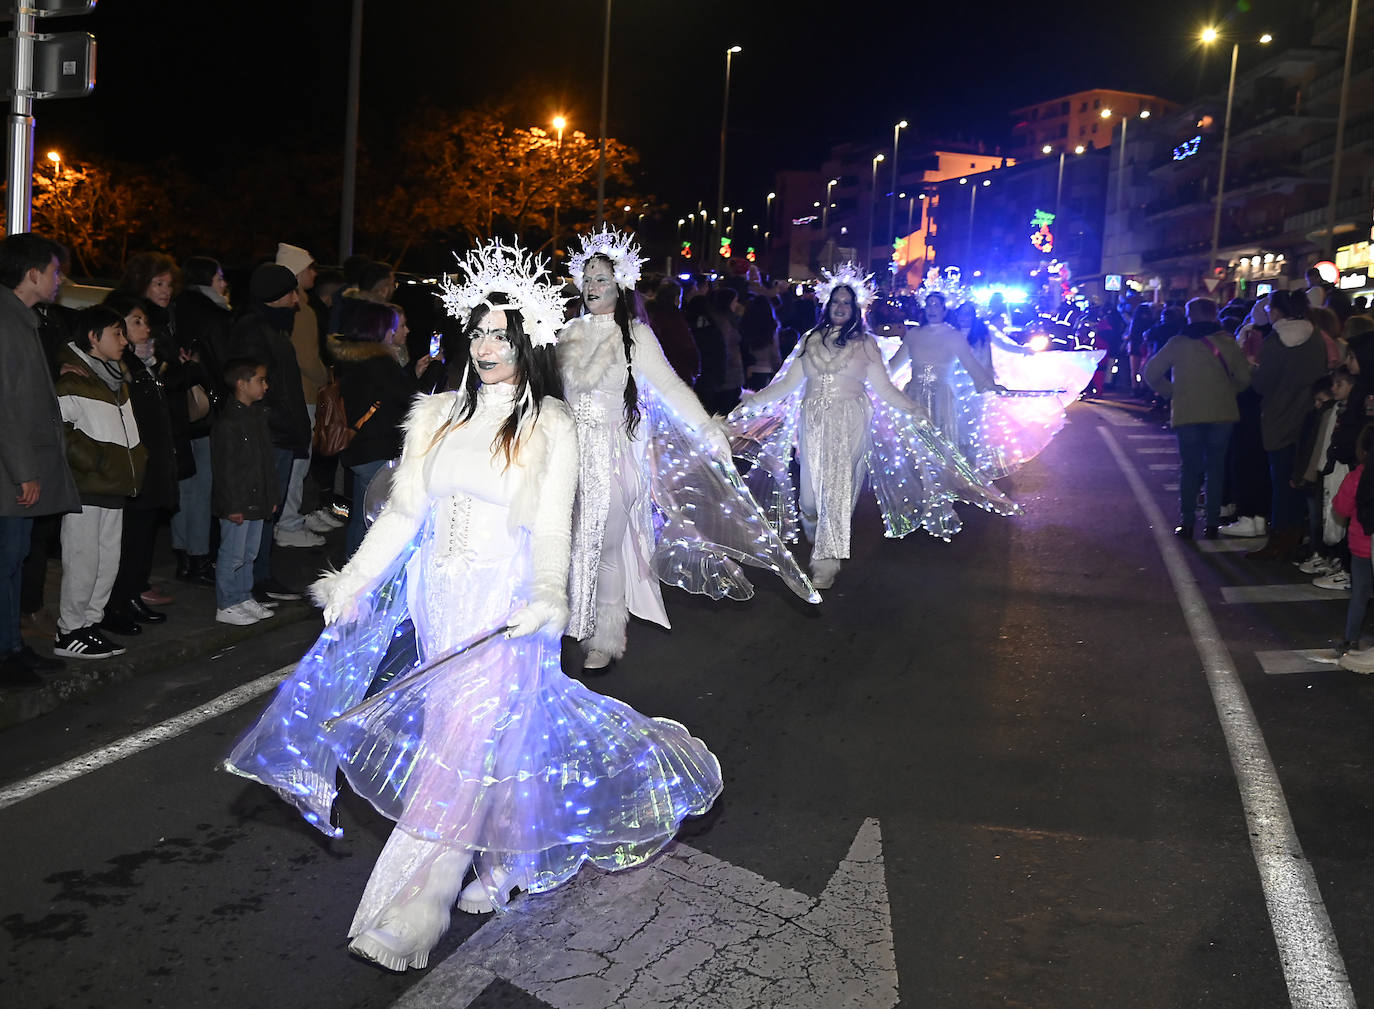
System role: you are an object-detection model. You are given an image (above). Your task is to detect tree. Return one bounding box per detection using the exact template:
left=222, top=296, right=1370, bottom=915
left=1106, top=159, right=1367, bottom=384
left=28, top=157, right=145, bottom=276
left=362, top=104, right=646, bottom=267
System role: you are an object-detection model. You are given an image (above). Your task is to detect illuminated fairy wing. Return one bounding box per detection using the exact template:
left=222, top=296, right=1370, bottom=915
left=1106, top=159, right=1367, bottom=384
left=222, top=534, right=420, bottom=838
left=992, top=343, right=1105, bottom=407
left=641, top=384, right=818, bottom=604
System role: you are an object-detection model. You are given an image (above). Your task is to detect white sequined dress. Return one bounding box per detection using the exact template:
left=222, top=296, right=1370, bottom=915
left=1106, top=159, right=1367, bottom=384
left=729, top=329, right=1017, bottom=557
left=557, top=313, right=816, bottom=659
left=224, top=384, right=722, bottom=943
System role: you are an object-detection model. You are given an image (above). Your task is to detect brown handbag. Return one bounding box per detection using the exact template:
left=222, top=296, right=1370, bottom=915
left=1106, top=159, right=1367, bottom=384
left=313, top=380, right=379, bottom=457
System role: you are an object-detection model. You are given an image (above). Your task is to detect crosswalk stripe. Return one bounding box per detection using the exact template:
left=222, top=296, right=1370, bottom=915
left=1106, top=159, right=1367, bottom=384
left=1255, top=649, right=1343, bottom=675
left=1126, top=433, right=1173, bottom=439
left=1148, top=463, right=1175, bottom=470
left=1197, top=538, right=1264, bottom=553
left=1135, top=446, right=1176, bottom=454
left=1222, top=584, right=1350, bottom=603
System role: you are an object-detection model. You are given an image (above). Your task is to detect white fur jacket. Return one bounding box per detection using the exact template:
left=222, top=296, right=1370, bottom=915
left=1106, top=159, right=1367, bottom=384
left=310, top=389, right=578, bottom=635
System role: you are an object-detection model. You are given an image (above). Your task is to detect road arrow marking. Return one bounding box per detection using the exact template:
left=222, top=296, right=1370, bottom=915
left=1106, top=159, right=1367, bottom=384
left=392, top=817, right=896, bottom=1009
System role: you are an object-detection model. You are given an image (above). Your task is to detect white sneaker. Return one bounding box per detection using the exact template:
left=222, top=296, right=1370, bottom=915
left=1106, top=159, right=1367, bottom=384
left=1220, top=516, right=1265, bottom=537
left=1339, top=647, right=1374, bottom=674
left=215, top=603, right=262, bottom=625
left=1313, top=569, right=1351, bottom=590
left=243, top=599, right=275, bottom=620
left=1296, top=554, right=1334, bottom=574
left=305, top=509, right=343, bottom=533
left=274, top=526, right=326, bottom=548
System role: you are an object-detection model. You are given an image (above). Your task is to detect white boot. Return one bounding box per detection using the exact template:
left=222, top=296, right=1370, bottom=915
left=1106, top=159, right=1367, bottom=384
left=810, top=557, right=841, bottom=590
left=582, top=602, right=628, bottom=671
left=349, top=849, right=472, bottom=971
left=457, top=860, right=521, bottom=914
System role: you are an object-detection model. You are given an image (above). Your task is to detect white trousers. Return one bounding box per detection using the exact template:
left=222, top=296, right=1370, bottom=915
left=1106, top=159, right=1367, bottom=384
left=59, top=505, right=123, bottom=633
left=279, top=403, right=316, bottom=532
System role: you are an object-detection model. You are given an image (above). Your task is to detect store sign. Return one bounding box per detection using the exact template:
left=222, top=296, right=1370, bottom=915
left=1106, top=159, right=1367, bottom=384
left=1339, top=272, right=1368, bottom=290
left=1172, top=136, right=1202, bottom=161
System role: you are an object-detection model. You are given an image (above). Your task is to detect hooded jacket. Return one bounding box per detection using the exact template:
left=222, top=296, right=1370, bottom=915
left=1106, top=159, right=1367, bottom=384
left=229, top=305, right=312, bottom=457
left=1251, top=318, right=1327, bottom=451
left=1143, top=322, right=1252, bottom=427
left=325, top=333, right=417, bottom=468
left=54, top=342, right=148, bottom=507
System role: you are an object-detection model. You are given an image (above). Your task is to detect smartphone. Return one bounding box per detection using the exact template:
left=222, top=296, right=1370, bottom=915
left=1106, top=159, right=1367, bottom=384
left=428, top=333, right=443, bottom=361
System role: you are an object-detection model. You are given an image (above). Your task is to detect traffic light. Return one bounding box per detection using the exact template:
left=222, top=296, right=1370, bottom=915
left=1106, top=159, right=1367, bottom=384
left=680, top=240, right=692, bottom=261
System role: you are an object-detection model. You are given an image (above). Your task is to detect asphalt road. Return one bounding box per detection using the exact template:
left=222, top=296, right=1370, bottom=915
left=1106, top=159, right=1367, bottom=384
left=2, top=397, right=1371, bottom=1009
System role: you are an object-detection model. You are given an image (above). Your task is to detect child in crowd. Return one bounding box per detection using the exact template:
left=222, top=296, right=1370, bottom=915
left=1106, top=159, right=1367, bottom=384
left=211, top=360, right=279, bottom=626
left=1335, top=426, right=1374, bottom=670
left=1294, top=371, right=1348, bottom=580
left=53, top=306, right=148, bottom=660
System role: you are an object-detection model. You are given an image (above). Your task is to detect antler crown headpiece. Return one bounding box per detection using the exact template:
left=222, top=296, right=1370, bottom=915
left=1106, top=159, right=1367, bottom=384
left=914, top=266, right=968, bottom=308
left=814, top=262, right=876, bottom=311
left=439, top=239, right=569, bottom=348
left=568, top=225, right=647, bottom=291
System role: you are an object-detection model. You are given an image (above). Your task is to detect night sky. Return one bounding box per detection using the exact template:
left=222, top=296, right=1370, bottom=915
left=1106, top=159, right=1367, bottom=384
left=37, top=0, right=1310, bottom=232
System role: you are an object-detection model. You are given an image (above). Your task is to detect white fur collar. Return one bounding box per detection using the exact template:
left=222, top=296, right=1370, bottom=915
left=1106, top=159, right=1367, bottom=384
left=557, top=315, right=626, bottom=396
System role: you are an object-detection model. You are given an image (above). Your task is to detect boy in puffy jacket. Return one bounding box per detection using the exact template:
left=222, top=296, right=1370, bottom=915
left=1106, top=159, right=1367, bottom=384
left=53, top=306, right=147, bottom=660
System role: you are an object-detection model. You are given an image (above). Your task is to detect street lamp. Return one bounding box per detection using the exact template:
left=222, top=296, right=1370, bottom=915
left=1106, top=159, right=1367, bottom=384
left=867, top=153, right=885, bottom=268
left=1054, top=145, right=1086, bottom=230
left=822, top=178, right=837, bottom=233
left=716, top=45, right=742, bottom=233
left=1200, top=27, right=1272, bottom=284
left=886, top=119, right=908, bottom=263
left=967, top=179, right=987, bottom=271
left=765, top=190, right=775, bottom=241
left=1042, top=144, right=1053, bottom=155
left=551, top=115, right=567, bottom=255
left=1106, top=108, right=1151, bottom=216
left=1325, top=1, right=1357, bottom=254
left=595, top=0, right=612, bottom=226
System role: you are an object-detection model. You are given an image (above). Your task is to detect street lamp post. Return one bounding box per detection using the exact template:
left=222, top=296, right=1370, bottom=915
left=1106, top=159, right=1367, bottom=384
left=765, top=191, right=775, bottom=243
left=821, top=178, right=837, bottom=234
left=552, top=115, right=566, bottom=256
left=1325, top=0, right=1359, bottom=255
left=886, top=120, right=908, bottom=268
left=867, top=153, right=885, bottom=269
left=966, top=180, right=989, bottom=271
left=716, top=45, right=742, bottom=251
left=595, top=0, right=612, bottom=227
left=1201, top=28, right=1272, bottom=288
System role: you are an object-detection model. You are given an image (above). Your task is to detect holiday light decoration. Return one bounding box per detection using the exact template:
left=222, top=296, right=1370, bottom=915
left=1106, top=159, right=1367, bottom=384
left=680, top=240, right=693, bottom=261
left=1030, top=210, right=1055, bottom=254
left=914, top=266, right=968, bottom=307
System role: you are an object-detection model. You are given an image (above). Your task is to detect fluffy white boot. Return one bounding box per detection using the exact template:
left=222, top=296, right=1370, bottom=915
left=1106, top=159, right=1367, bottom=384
left=349, top=849, right=472, bottom=972
left=583, top=602, right=628, bottom=669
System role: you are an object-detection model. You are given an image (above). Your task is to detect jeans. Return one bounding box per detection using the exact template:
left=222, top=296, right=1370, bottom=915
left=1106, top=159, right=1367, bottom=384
left=217, top=518, right=262, bottom=609
left=1346, top=554, right=1373, bottom=644
left=171, top=436, right=212, bottom=555
left=279, top=404, right=316, bottom=532
left=254, top=447, right=296, bottom=585
left=1176, top=422, right=1233, bottom=530
left=0, top=515, right=33, bottom=655
left=1267, top=444, right=1303, bottom=530
left=347, top=459, right=387, bottom=558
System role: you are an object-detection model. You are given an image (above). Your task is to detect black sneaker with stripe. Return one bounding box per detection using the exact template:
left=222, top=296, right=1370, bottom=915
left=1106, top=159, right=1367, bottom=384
left=54, top=627, right=126, bottom=659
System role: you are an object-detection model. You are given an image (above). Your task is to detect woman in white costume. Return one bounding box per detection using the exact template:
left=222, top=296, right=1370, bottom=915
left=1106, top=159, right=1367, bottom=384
left=557, top=227, right=816, bottom=670
left=729, top=264, right=1017, bottom=589
left=224, top=240, right=721, bottom=972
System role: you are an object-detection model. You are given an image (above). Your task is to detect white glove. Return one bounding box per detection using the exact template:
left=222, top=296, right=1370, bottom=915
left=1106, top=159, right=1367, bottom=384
left=703, top=419, right=734, bottom=460
left=505, top=597, right=568, bottom=638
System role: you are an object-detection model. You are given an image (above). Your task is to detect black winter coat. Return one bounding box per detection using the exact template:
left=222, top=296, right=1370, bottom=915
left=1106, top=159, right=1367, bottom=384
left=229, top=308, right=312, bottom=458
left=326, top=334, right=418, bottom=467
left=211, top=400, right=279, bottom=520
left=123, top=350, right=180, bottom=511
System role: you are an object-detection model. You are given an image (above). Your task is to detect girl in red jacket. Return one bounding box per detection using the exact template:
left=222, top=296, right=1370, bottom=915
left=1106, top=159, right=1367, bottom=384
left=1334, top=426, right=1374, bottom=669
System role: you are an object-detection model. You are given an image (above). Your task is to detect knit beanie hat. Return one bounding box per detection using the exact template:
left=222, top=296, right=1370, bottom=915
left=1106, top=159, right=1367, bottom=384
left=275, top=242, right=314, bottom=278
left=250, top=263, right=298, bottom=304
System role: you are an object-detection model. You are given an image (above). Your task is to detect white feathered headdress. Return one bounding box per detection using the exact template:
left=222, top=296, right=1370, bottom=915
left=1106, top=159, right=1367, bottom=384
left=814, top=262, right=876, bottom=312
left=568, top=225, right=647, bottom=291
left=438, top=239, right=569, bottom=348
left=914, top=266, right=968, bottom=308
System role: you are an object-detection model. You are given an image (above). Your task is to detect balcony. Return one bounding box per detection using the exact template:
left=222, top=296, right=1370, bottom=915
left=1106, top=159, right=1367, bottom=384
left=1282, top=195, right=1373, bottom=236
left=1301, top=113, right=1374, bottom=165
left=1142, top=222, right=1285, bottom=265
left=1142, top=157, right=1308, bottom=220
left=1308, top=49, right=1374, bottom=101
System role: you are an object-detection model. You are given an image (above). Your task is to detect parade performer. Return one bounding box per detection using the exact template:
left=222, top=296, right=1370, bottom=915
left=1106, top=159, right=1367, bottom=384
left=728, top=264, right=1017, bottom=589
left=889, top=271, right=1066, bottom=479
left=557, top=226, right=816, bottom=670
left=224, top=240, right=722, bottom=972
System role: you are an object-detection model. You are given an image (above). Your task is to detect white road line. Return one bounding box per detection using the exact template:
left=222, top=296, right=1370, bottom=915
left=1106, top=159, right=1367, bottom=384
left=1136, top=446, right=1177, bottom=454
left=1197, top=538, right=1265, bottom=553
left=1222, top=585, right=1350, bottom=604
left=1100, top=427, right=1354, bottom=1009
left=1089, top=404, right=1139, bottom=427
left=1148, top=463, right=1176, bottom=470
left=0, top=664, right=294, bottom=811
left=1127, top=433, right=1174, bottom=439
left=1255, top=650, right=1343, bottom=676
left=1163, top=483, right=1179, bottom=491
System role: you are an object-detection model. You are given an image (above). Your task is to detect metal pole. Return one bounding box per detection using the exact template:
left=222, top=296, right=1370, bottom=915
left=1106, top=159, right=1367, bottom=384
left=595, top=0, right=611, bottom=228
left=1116, top=116, right=1128, bottom=216
left=886, top=122, right=905, bottom=268
left=1324, top=0, right=1359, bottom=257
left=715, top=47, right=737, bottom=239
left=6, top=7, right=37, bottom=235
left=1054, top=151, right=1065, bottom=223
left=1208, top=42, right=1239, bottom=284
left=867, top=157, right=881, bottom=269
left=338, top=0, right=362, bottom=258
left=966, top=185, right=976, bottom=270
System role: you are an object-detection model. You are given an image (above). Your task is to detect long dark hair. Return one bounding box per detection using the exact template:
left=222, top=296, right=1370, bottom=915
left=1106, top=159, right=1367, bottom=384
left=442, top=294, right=564, bottom=468
left=582, top=254, right=643, bottom=438
left=816, top=285, right=863, bottom=347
